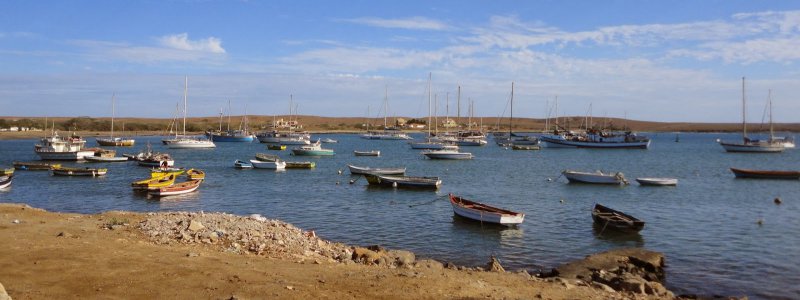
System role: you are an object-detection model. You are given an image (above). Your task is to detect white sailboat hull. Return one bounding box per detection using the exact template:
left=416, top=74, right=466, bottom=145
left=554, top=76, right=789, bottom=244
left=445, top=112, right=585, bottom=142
left=563, top=170, right=626, bottom=184
left=35, top=150, right=95, bottom=161
left=719, top=142, right=784, bottom=153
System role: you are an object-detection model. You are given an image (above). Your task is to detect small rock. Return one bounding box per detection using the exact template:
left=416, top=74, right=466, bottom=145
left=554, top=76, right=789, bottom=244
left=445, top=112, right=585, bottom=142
left=57, top=231, right=73, bottom=238
left=415, top=259, right=444, bottom=270
left=592, top=281, right=616, bottom=293
left=11, top=219, right=19, bottom=224
left=644, top=281, right=668, bottom=296
left=187, top=252, right=199, bottom=257
left=188, top=220, right=205, bottom=232
left=111, top=225, right=124, bottom=231
left=485, top=256, right=505, bottom=272
left=285, top=286, right=294, bottom=291
left=388, top=250, right=416, bottom=267
left=774, top=197, right=782, bottom=205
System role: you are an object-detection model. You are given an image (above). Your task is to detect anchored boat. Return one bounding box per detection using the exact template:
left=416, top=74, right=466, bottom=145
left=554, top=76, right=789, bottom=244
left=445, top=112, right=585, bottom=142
left=449, top=194, right=524, bottom=225
left=592, top=204, right=645, bottom=233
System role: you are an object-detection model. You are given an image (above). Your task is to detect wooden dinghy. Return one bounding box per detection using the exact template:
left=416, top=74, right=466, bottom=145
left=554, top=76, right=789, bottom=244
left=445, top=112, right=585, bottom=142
left=14, top=161, right=61, bottom=170
left=730, top=168, right=800, bottom=180
left=150, top=168, right=185, bottom=178
left=148, top=179, right=203, bottom=197
left=354, top=150, right=380, bottom=156
left=635, top=177, right=678, bottom=186
left=449, top=194, right=524, bottom=225
left=347, top=164, right=406, bottom=175
left=250, top=159, right=286, bottom=169
left=186, top=169, right=205, bottom=180
left=0, top=175, right=12, bottom=189
left=285, top=161, right=315, bottom=169
left=132, top=173, right=177, bottom=190
left=592, top=204, right=645, bottom=232
left=254, top=153, right=280, bottom=162
left=363, top=173, right=441, bottom=189
left=51, top=166, right=107, bottom=177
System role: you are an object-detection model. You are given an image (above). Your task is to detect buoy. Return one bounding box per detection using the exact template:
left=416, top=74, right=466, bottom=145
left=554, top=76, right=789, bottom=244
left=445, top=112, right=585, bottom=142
left=774, top=197, right=782, bottom=205
left=336, top=181, right=340, bottom=185
left=349, top=179, right=355, bottom=184
left=547, top=178, right=552, bottom=182
left=559, top=199, right=564, bottom=203
left=337, top=169, right=343, bottom=175
left=756, top=219, right=764, bottom=226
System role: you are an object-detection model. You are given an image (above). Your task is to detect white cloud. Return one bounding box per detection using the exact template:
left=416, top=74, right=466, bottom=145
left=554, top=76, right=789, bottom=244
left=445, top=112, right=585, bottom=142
left=157, top=33, right=225, bottom=53
left=341, top=17, right=449, bottom=31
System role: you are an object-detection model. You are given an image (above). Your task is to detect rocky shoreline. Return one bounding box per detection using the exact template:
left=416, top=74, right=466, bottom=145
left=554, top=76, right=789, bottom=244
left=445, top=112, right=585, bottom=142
left=0, top=204, right=745, bottom=299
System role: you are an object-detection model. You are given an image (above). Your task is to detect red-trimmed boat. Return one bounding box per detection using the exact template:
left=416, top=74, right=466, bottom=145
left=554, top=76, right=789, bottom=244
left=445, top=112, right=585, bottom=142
left=148, top=179, right=203, bottom=197
left=449, top=194, right=524, bottom=225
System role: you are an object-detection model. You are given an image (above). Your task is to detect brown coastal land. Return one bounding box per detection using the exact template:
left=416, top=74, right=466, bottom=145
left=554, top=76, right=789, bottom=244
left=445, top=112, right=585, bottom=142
left=0, top=203, right=691, bottom=300
left=1, top=115, right=799, bottom=140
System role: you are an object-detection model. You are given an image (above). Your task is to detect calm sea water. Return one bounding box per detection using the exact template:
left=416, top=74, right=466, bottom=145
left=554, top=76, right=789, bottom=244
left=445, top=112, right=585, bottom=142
left=1, top=132, right=798, bottom=299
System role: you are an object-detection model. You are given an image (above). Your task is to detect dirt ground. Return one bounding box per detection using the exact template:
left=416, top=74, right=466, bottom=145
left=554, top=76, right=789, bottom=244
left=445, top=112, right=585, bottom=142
left=0, top=204, right=664, bottom=300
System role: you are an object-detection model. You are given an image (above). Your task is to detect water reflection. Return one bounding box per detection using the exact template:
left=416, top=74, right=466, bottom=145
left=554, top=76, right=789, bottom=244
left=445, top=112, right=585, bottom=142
left=592, top=223, right=645, bottom=247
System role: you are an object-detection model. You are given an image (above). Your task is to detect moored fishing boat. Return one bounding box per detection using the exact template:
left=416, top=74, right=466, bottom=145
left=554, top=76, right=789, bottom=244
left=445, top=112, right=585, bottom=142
left=35, top=132, right=95, bottom=160
left=285, top=161, right=315, bottom=169
left=540, top=130, right=650, bottom=149
left=84, top=149, right=128, bottom=162
left=347, top=164, right=406, bottom=175
left=132, top=173, right=177, bottom=190
left=422, top=146, right=473, bottom=160
left=250, top=159, right=286, bottom=169
left=512, top=145, right=541, bottom=150
left=562, top=170, right=628, bottom=185
left=291, top=141, right=334, bottom=156
left=148, top=179, right=203, bottom=197
left=14, top=161, right=61, bottom=170
left=635, top=177, right=678, bottom=186
left=0, top=175, right=11, bottom=189
left=186, top=169, right=205, bottom=180
left=150, top=168, right=185, bottom=178
left=730, top=168, right=800, bottom=180
left=254, top=153, right=280, bottom=162
left=592, top=204, right=645, bottom=232
left=234, top=160, right=253, bottom=169
left=363, top=173, right=441, bottom=189
left=51, top=166, right=107, bottom=177
left=449, top=194, right=525, bottom=225
left=267, top=145, right=286, bottom=150
left=354, top=150, right=380, bottom=156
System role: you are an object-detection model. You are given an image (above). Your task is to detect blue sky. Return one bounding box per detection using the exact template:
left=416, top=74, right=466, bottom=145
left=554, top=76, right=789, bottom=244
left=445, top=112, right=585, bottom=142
left=2, top=0, right=800, bottom=122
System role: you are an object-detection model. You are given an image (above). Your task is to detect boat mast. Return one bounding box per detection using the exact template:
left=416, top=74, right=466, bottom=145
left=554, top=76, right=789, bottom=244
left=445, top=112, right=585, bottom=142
left=110, top=93, right=115, bottom=139
left=457, top=85, right=461, bottom=129
left=227, top=99, right=231, bottom=132
left=427, top=73, right=432, bottom=137
left=383, top=85, right=388, bottom=129
left=446, top=92, right=449, bottom=134
left=768, top=89, right=774, bottom=141
left=742, top=77, right=747, bottom=141
left=509, top=82, right=514, bottom=137
left=183, top=76, right=188, bottom=137
left=218, top=108, right=223, bottom=132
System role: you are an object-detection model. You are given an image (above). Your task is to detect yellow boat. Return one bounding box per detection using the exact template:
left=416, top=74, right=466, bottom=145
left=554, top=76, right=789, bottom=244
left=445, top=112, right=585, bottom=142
left=186, top=169, right=205, bottom=180
left=267, top=145, right=286, bottom=150
left=2, top=168, right=14, bottom=176
left=132, top=173, right=177, bottom=190
left=150, top=168, right=185, bottom=178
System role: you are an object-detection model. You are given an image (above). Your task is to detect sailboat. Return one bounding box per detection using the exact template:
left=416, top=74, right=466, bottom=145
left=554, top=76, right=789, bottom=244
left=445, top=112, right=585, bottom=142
left=493, top=82, right=538, bottom=147
left=207, top=101, right=255, bottom=142
left=255, top=95, right=312, bottom=145
left=410, top=73, right=449, bottom=149
left=361, top=86, right=412, bottom=140
left=719, top=77, right=784, bottom=153
left=166, top=77, right=216, bottom=149
left=97, top=94, right=135, bottom=146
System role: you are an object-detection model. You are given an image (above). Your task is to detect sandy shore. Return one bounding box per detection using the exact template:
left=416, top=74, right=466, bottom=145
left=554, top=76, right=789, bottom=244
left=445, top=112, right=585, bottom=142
left=0, top=203, right=679, bottom=299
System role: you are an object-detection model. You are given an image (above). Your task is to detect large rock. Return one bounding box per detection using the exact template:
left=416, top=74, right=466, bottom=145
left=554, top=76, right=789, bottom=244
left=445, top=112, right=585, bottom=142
left=611, top=274, right=645, bottom=294
left=352, top=247, right=385, bottom=265
left=0, top=281, right=11, bottom=300
left=485, top=256, right=505, bottom=273
left=555, top=248, right=665, bottom=281
left=387, top=250, right=415, bottom=267
left=415, top=259, right=444, bottom=270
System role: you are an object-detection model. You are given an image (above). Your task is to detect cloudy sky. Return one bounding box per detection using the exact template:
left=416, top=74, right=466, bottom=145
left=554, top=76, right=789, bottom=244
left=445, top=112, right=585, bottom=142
left=1, top=0, right=799, bottom=122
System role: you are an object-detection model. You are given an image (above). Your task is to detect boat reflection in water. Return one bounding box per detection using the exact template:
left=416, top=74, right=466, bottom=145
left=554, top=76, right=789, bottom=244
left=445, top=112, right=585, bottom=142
left=592, top=223, right=644, bottom=247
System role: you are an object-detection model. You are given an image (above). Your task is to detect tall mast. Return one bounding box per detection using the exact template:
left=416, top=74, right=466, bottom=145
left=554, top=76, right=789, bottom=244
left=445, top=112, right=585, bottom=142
left=742, top=77, right=747, bottom=141
left=427, top=73, right=432, bottom=137
left=227, top=99, right=231, bottom=131
left=218, top=108, right=223, bottom=132
left=183, top=76, right=188, bottom=136
left=457, top=85, right=461, bottom=128
left=509, top=82, right=514, bottom=136
left=768, top=89, right=774, bottom=140
left=110, top=93, right=115, bottom=139
left=384, top=85, right=388, bottom=129
left=468, top=98, right=473, bottom=131
left=446, top=92, right=449, bottom=133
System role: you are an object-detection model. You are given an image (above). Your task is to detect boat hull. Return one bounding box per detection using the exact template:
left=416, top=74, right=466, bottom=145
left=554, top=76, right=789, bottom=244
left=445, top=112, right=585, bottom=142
left=291, top=149, right=334, bottom=156
left=563, top=171, right=626, bottom=184
left=730, top=168, right=800, bottom=179
left=541, top=136, right=650, bottom=149
left=208, top=134, right=255, bottom=142
left=347, top=165, right=406, bottom=175
left=354, top=151, right=380, bottom=156
left=409, top=142, right=448, bottom=149
left=35, top=150, right=95, bottom=161
left=720, top=142, right=784, bottom=153
left=52, top=168, right=107, bottom=176
left=363, top=174, right=441, bottom=189
left=167, top=140, right=216, bottom=149
left=449, top=194, right=524, bottom=225
left=635, top=178, right=678, bottom=186
left=423, top=151, right=473, bottom=160
left=250, top=160, right=286, bottom=169
left=14, top=162, right=61, bottom=170
left=96, top=138, right=135, bottom=147
left=0, top=176, right=11, bottom=189
left=148, top=180, right=202, bottom=197
left=84, top=156, right=129, bottom=162
left=592, top=204, right=645, bottom=232
left=138, top=160, right=175, bottom=167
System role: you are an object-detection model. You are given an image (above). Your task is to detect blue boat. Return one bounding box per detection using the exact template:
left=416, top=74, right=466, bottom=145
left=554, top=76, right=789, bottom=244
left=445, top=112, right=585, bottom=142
left=291, top=140, right=335, bottom=156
